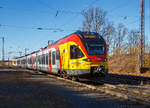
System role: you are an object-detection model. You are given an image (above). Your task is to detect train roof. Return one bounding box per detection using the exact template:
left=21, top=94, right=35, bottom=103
left=13, top=31, right=103, bottom=60
left=50, top=31, right=103, bottom=45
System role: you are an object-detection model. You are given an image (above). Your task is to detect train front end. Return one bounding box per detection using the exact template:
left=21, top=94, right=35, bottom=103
left=77, top=31, right=108, bottom=77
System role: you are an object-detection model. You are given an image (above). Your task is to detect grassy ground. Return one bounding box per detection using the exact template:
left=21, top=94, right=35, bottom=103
left=0, top=61, right=4, bottom=66
left=0, top=61, right=13, bottom=67
left=108, top=54, right=150, bottom=77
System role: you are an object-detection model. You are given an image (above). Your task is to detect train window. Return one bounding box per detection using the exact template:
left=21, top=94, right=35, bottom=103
left=42, top=55, right=44, bottom=64
left=36, top=55, right=38, bottom=63
left=30, top=58, right=31, bottom=64
left=24, top=59, right=26, bottom=64
left=38, top=55, right=40, bottom=64
left=70, top=45, right=84, bottom=59
left=28, top=58, right=29, bottom=64
left=23, top=60, right=24, bottom=64
left=37, top=56, right=38, bottom=64
left=46, top=54, right=48, bottom=65
left=40, top=55, right=42, bottom=64
left=27, top=58, right=29, bottom=64
left=18, top=60, right=20, bottom=65
left=39, top=55, right=42, bottom=64
left=86, top=41, right=105, bottom=55
left=56, top=51, right=60, bottom=60
left=30, top=57, right=32, bottom=64
left=32, top=57, right=33, bottom=64
left=44, top=55, right=45, bottom=64
left=33, top=57, right=34, bottom=64
left=34, top=57, right=36, bottom=64
left=49, top=53, right=51, bottom=64
left=27, top=58, right=28, bottom=64
left=43, top=54, right=46, bottom=64
left=52, top=51, right=56, bottom=65
left=44, top=54, right=46, bottom=64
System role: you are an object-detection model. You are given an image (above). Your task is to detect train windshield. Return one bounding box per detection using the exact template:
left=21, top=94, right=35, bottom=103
left=86, top=41, right=105, bottom=55
left=76, top=32, right=106, bottom=55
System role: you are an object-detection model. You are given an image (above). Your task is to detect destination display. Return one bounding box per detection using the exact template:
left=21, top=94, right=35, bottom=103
left=83, top=34, right=96, bottom=38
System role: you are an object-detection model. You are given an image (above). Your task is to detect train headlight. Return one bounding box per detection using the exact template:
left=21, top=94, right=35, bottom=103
left=104, top=58, right=107, bottom=62
left=83, top=58, right=91, bottom=62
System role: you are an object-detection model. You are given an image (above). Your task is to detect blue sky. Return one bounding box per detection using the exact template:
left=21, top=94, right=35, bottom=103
left=0, top=0, right=149, bottom=59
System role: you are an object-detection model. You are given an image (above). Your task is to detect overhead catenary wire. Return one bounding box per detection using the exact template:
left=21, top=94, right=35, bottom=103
left=0, top=24, right=75, bottom=32
left=37, top=0, right=81, bottom=15
left=108, top=0, right=131, bottom=14
left=82, top=0, right=101, bottom=11
left=1, top=0, right=144, bottom=31
left=54, top=0, right=101, bottom=30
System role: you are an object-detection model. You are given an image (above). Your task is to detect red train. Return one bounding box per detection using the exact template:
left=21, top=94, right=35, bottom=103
left=13, top=31, right=108, bottom=79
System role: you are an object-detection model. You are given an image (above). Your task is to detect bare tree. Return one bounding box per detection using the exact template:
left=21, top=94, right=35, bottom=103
left=82, top=8, right=94, bottom=32
left=82, top=8, right=115, bottom=55
left=82, top=8, right=107, bottom=32
left=102, top=22, right=115, bottom=54
left=112, top=23, right=127, bottom=55
left=127, top=30, right=139, bottom=55
left=93, top=8, right=107, bottom=33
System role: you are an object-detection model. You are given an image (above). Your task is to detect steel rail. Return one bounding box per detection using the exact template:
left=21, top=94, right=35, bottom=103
left=22, top=69, right=150, bottom=107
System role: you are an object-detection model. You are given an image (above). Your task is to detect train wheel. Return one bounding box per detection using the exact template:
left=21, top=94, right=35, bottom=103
left=59, top=71, right=68, bottom=78
left=63, top=71, right=68, bottom=79
left=71, top=76, right=79, bottom=81
left=59, top=71, right=63, bottom=78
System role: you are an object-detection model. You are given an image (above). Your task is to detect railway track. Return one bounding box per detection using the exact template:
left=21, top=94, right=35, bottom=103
left=20, top=69, right=150, bottom=107
left=100, top=73, right=150, bottom=85
left=78, top=79, right=150, bottom=105
left=2, top=67, right=150, bottom=106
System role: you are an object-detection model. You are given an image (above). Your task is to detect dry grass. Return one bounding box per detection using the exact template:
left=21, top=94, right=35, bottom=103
left=108, top=54, right=150, bottom=77
left=0, top=61, right=4, bottom=66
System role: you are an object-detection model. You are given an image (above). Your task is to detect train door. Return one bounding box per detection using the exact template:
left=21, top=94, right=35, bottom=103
left=59, top=43, right=69, bottom=70
left=42, top=53, right=49, bottom=71
left=51, top=50, right=57, bottom=73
